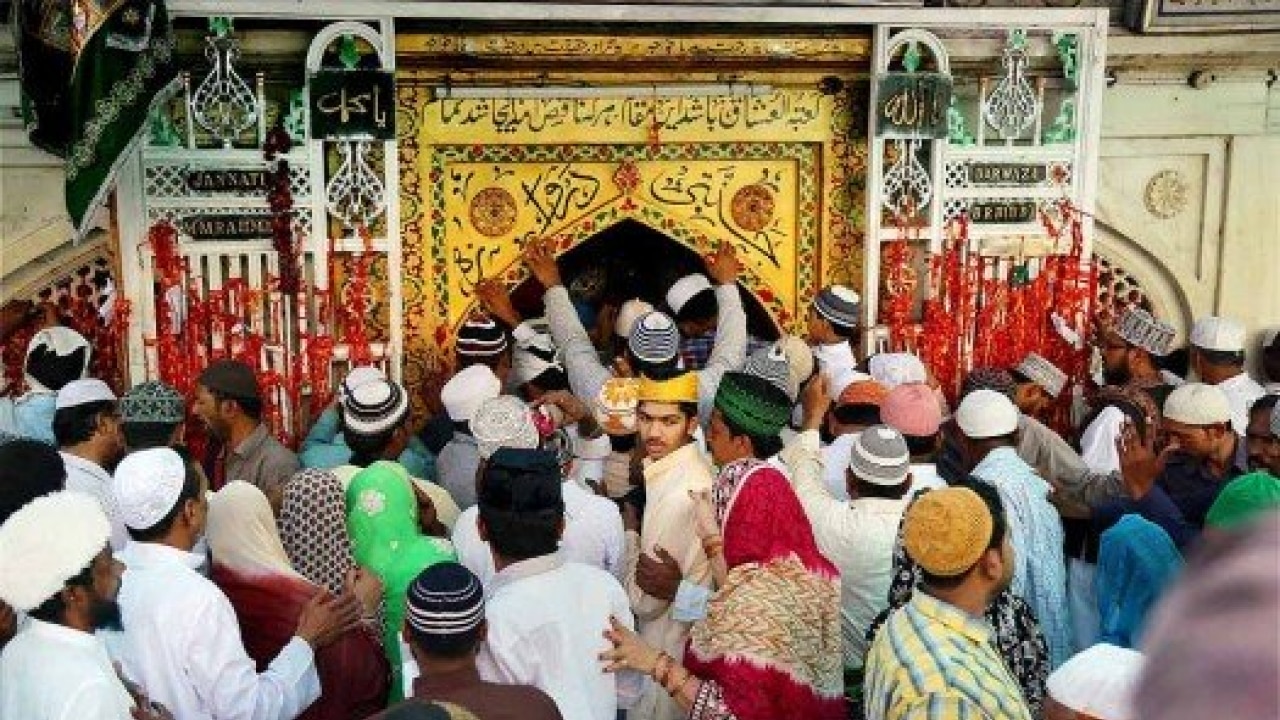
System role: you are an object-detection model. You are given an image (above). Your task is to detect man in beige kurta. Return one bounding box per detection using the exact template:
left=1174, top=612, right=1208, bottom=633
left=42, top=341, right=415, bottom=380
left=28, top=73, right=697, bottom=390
left=622, top=371, right=714, bottom=720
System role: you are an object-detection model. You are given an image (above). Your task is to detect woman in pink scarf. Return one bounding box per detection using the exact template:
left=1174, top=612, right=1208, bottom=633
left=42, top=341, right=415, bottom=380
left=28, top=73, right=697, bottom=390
left=206, top=481, right=391, bottom=720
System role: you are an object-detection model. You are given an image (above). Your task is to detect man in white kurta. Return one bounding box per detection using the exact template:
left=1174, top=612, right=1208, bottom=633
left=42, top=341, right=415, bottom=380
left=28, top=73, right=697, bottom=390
left=54, top=378, right=129, bottom=550
left=474, top=447, right=638, bottom=720
left=0, top=492, right=148, bottom=720
left=109, top=448, right=336, bottom=720
left=622, top=372, right=714, bottom=720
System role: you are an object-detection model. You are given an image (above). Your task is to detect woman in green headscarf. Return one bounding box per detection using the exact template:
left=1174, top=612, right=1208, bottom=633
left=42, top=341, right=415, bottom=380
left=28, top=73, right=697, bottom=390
left=346, top=460, right=457, bottom=701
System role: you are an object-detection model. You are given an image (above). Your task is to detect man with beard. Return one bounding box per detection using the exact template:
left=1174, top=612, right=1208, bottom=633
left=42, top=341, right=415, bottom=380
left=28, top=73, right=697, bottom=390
left=0, top=491, right=169, bottom=719
left=1244, top=394, right=1280, bottom=477
left=55, top=379, right=128, bottom=550
left=193, top=360, right=298, bottom=507
left=1095, top=306, right=1177, bottom=408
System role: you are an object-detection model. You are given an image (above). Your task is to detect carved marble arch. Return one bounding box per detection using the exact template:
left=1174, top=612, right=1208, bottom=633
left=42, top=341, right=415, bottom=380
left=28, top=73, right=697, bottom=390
left=1092, top=220, right=1193, bottom=342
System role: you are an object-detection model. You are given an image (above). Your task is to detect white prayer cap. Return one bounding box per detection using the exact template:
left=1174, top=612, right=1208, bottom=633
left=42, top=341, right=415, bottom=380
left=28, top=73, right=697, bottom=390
left=776, top=336, right=815, bottom=400
left=615, top=298, right=654, bottom=339
left=55, top=378, right=117, bottom=410
left=114, top=447, right=188, bottom=531
left=0, top=491, right=110, bottom=612
left=1163, top=382, right=1231, bottom=427
left=868, top=352, right=928, bottom=390
left=511, top=319, right=562, bottom=387
left=955, top=388, right=1019, bottom=439
left=1262, top=327, right=1279, bottom=350
left=666, top=274, right=713, bottom=316
left=1047, top=643, right=1144, bottom=720
left=472, top=395, right=540, bottom=460
left=1014, top=352, right=1068, bottom=398
left=340, top=365, right=386, bottom=402
left=1190, top=316, right=1246, bottom=353
left=441, top=364, right=501, bottom=423
left=829, top=367, right=871, bottom=402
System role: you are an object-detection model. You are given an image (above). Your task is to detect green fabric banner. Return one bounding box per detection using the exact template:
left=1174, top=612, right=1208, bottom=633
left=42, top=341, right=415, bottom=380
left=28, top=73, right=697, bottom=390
left=16, top=0, right=177, bottom=239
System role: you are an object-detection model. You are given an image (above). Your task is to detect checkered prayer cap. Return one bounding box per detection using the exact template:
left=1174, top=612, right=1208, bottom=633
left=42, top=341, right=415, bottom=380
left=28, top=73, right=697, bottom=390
left=1116, top=306, right=1176, bottom=357
left=120, top=380, right=186, bottom=425
left=741, top=345, right=793, bottom=400
left=1014, top=352, right=1068, bottom=398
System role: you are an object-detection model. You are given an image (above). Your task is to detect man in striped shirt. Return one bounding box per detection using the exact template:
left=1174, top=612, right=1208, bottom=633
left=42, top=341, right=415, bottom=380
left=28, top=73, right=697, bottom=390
left=864, top=484, right=1032, bottom=720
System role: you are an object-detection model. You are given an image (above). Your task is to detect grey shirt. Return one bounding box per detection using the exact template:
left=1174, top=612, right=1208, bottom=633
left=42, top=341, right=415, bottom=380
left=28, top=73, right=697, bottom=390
left=542, top=283, right=748, bottom=425
left=436, top=432, right=481, bottom=510
left=224, top=423, right=299, bottom=500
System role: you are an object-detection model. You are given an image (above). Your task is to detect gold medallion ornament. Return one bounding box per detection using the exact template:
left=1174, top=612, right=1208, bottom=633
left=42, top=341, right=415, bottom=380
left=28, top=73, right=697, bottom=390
left=731, top=184, right=776, bottom=232
left=469, top=186, right=518, bottom=237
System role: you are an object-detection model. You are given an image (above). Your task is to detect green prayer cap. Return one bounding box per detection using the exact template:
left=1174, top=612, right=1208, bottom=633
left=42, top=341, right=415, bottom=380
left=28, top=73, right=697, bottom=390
left=1205, top=471, right=1280, bottom=531
left=713, top=371, right=791, bottom=439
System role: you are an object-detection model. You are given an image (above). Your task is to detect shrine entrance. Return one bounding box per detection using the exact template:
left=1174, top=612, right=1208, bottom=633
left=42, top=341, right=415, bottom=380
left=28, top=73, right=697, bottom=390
left=509, top=219, right=782, bottom=341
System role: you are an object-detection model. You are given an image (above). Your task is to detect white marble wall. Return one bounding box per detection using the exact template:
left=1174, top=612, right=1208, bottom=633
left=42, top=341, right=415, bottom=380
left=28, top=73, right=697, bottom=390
left=1095, top=69, right=1279, bottom=373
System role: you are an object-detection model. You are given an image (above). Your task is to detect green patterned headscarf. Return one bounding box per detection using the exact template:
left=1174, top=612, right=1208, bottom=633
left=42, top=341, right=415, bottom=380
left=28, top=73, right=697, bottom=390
left=714, top=371, right=792, bottom=438
left=346, top=460, right=456, bottom=701
left=1206, top=471, right=1280, bottom=531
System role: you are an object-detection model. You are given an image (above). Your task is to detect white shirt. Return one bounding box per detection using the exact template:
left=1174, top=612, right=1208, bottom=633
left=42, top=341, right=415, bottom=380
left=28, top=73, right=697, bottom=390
left=478, top=553, right=638, bottom=720
left=1, top=619, right=135, bottom=720
left=821, top=434, right=855, bottom=501
left=780, top=430, right=912, bottom=669
left=61, top=451, right=129, bottom=551
left=109, top=542, right=320, bottom=720
left=452, top=481, right=626, bottom=584
left=1217, top=372, right=1266, bottom=435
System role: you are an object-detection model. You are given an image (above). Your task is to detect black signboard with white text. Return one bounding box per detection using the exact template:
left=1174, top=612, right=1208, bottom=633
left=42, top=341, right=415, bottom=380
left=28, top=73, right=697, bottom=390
left=309, top=70, right=396, bottom=140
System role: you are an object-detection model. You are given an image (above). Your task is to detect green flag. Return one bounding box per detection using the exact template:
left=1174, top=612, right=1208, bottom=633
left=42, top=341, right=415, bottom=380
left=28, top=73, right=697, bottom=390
left=16, top=0, right=177, bottom=239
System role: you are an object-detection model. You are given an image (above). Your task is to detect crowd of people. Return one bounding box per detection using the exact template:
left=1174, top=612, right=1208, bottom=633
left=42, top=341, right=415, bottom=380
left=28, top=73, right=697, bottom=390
left=0, top=238, right=1278, bottom=720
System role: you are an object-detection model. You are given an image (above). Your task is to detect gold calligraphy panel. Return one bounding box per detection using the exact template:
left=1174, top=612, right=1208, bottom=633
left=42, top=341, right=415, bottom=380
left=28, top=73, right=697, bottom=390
left=397, top=79, right=867, bottom=412
left=441, top=158, right=800, bottom=328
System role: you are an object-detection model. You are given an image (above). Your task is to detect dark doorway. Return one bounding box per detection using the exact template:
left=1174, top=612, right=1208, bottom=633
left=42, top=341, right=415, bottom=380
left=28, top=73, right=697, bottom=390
left=511, top=219, right=780, bottom=341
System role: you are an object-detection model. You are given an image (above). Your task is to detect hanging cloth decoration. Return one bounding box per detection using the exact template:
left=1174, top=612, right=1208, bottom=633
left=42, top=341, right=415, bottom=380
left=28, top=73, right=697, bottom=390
left=15, top=0, right=178, bottom=239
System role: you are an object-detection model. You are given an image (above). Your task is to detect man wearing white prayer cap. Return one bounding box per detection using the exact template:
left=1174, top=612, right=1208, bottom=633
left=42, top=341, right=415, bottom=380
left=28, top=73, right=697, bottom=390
left=55, top=378, right=129, bottom=551
left=956, top=389, right=1073, bottom=667
left=111, top=448, right=362, bottom=720
left=1114, top=383, right=1248, bottom=542
left=0, top=491, right=171, bottom=719
left=436, top=365, right=503, bottom=510
left=1189, top=316, right=1265, bottom=435
left=1046, top=644, right=1144, bottom=720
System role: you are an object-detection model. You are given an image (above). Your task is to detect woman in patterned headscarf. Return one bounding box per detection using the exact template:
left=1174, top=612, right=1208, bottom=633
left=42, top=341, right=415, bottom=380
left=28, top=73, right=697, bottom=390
left=602, top=457, right=845, bottom=720
left=280, top=468, right=359, bottom=596
left=346, top=461, right=457, bottom=702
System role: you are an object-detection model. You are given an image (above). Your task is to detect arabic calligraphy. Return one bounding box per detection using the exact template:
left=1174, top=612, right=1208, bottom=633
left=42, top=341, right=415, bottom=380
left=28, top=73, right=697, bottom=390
left=876, top=73, right=952, bottom=139
left=648, top=165, right=786, bottom=268
left=310, top=70, right=396, bottom=140
left=316, top=85, right=388, bottom=128
left=435, top=92, right=824, bottom=138
left=520, top=164, right=602, bottom=235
